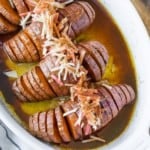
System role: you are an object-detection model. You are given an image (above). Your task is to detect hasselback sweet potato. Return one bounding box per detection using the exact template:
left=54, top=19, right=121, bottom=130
left=3, top=1, right=95, bottom=62
left=28, top=84, right=135, bottom=143
left=12, top=41, right=109, bottom=102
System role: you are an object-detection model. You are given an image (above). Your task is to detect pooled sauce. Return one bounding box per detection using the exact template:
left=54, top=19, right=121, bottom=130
left=0, top=0, right=136, bottom=149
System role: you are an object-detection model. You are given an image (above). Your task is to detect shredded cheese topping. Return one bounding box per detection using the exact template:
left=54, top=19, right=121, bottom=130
left=20, top=12, right=32, bottom=29
left=63, top=84, right=106, bottom=142
left=101, top=83, right=112, bottom=90
left=82, top=136, right=106, bottom=143
left=8, top=0, right=15, bottom=8
left=64, top=85, right=103, bottom=131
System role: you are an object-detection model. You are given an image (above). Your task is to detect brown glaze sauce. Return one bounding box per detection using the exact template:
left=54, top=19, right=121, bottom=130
left=0, top=0, right=136, bottom=149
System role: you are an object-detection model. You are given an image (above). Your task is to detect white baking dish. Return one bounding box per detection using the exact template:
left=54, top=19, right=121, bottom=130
left=0, top=0, right=150, bottom=149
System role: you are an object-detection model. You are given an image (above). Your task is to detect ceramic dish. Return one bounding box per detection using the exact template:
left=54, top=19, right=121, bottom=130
left=0, top=0, right=150, bottom=149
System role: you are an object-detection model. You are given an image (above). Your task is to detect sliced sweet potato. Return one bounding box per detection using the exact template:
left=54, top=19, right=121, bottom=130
left=32, top=112, right=41, bottom=137
left=15, top=33, right=32, bottom=62
left=0, top=14, right=17, bottom=34
left=12, top=0, right=29, bottom=15
left=3, top=41, right=18, bottom=62
left=28, top=70, right=46, bottom=99
left=64, top=2, right=90, bottom=36
left=24, top=24, right=41, bottom=57
left=90, top=41, right=109, bottom=64
left=83, top=53, right=101, bottom=82
left=77, top=1, right=95, bottom=24
left=39, top=58, right=50, bottom=79
left=29, top=116, right=34, bottom=134
left=22, top=73, right=41, bottom=100
left=61, top=101, right=83, bottom=140
left=30, top=22, right=43, bottom=58
left=55, top=106, right=71, bottom=142
left=100, top=99, right=112, bottom=127
left=21, top=74, right=38, bottom=101
left=12, top=80, right=27, bottom=101
left=60, top=1, right=95, bottom=38
left=124, top=84, right=135, bottom=102
left=90, top=42, right=106, bottom=74
left=18, top=76, right=36, bottom=101
left=45, top=56, right=63, bottom=96
left=20, top=30, right=40, bottom=62
left=98, top=87, right=118, bottom=117
left=51, top=56, right=70, bottom=96
left=24, top=0, right=38, bottom=11
left=47, top=110, right=62, bottom=143
left=33, top=66, right=55, bottom=98
left=98, top=90, right=113, bottom=119
left=102, top=85, right=123, bottom=110
left=19, top=31, right=39, bottom=62
left=113, top=85, right=126, bottom=106
left=99, top=100, right=108, bottom=127
left=31, top=67, right=50, bottom=99
left=79, top=42, right=105, bottom=76
left=0, top=0, right=20, bottom=25
left=39, top=112, right=50, bottom=142
left=8, top=38, right=25, bottom=62
left=118, top=85, right=130, bottom=104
